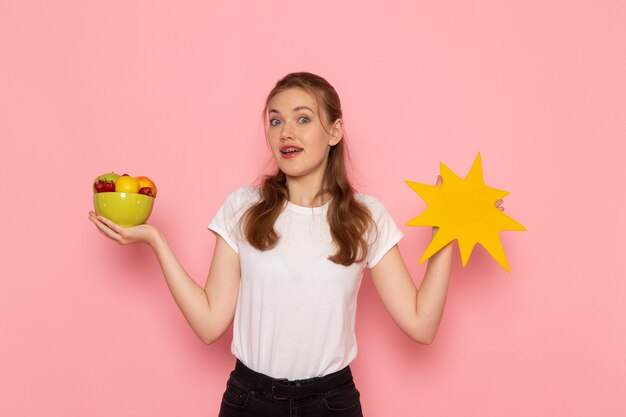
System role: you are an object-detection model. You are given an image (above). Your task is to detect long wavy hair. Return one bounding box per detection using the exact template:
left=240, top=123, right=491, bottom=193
left=242, top=72, right=374, bottom=266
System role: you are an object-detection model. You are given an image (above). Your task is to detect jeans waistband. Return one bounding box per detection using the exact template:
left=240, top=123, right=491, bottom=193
left=232, top=359, right=354, bottom=400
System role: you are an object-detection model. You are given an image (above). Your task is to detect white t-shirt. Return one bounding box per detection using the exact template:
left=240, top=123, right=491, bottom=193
left=208, top=186, right=403, bottom=380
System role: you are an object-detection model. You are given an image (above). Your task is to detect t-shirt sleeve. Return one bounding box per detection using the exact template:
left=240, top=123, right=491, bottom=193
left=208, top=187, right=258, bottom=254
left=363, top=196, right=404, bottom=269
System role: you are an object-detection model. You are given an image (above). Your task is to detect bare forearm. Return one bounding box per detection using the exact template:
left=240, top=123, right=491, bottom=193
left=371, top=242, right=453, bottom=345
left=89, top=212, right=232, bottom=343
left=415, top=244, right=453, bottom=342
left=150, top=232, right=214, bottom=341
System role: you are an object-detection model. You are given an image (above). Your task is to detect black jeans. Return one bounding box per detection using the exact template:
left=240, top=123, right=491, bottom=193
left=218, top=360, right=364, bottom=417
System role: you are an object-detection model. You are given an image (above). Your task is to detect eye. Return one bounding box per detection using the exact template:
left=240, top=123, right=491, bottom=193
left=269, top=118, right=281, bottom=126
left=298, top=116, right=310, bottom=124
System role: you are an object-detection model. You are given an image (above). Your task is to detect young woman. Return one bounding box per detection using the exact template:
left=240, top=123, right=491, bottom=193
left=89, top=72, right=496, bottom=416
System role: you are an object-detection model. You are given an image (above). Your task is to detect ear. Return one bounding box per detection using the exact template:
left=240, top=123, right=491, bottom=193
left=329, top=118, right=343, bottom=146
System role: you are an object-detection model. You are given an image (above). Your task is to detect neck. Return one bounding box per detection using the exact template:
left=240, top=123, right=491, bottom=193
left=285, top=174, right=328, bottom=207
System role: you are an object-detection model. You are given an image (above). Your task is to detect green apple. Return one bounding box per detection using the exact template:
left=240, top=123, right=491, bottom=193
left=93, top=172, right=121, bottom=193
left=95, top=172, right=121, bottom=183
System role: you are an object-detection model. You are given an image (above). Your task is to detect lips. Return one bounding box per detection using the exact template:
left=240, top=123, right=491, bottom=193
left=280, top=146, right=303, bottom=158
left=280, top=146, right=303, bottom=154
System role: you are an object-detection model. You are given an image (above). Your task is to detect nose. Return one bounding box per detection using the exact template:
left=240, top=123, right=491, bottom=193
left=280, top=122, right=294, bottom=142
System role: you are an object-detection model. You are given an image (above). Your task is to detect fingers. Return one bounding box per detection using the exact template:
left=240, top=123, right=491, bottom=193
left=88, top=212, right=126, bottom=244
left=428, top=176, right=506, bottom=213
left=89, top=215, right=120, bottom=241
left=98, top=214, right=123, bottom=234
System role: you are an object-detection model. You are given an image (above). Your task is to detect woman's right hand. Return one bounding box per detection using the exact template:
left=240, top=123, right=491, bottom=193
left=88, top=211, right=160, bottom=247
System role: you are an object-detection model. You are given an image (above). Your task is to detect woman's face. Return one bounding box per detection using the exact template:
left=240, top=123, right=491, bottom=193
left=266, top=87, right=342, bottom=182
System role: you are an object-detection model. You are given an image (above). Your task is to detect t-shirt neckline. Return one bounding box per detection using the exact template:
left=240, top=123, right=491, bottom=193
left=286, top=199, right=331, bottom=214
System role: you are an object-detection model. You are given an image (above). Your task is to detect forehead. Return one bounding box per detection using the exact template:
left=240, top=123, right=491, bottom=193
left=268, top=87, right=319, bottom=112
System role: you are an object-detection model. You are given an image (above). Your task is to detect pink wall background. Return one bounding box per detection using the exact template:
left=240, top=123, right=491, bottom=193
left=1, top=1, right=625, bottom=416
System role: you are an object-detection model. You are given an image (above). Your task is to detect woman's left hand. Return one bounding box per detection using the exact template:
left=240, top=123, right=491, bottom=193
left=431, top=176, right=505, bottom=236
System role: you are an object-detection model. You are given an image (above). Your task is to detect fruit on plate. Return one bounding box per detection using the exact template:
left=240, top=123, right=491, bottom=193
left=138, top=187, right=152, bottom=196
left=92, top=171, right=158, bottom=198
left=93, top=180, right=114, bottom=193
left=136, top=176, right=157, bottom=198
left=97, top=172, right=121, bottom=182
left=93, top=172, right=120, bottom=193
left=115, top=175, right=140, bottom=193
left=92, top=171, right=157, bottom=226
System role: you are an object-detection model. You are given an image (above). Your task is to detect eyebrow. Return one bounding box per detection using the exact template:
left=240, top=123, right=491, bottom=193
left=268, top=106, right=315, bottom=114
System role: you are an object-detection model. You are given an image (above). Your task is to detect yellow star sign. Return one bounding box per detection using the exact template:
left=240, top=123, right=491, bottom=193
left=406, top=153, right=526, bottom=272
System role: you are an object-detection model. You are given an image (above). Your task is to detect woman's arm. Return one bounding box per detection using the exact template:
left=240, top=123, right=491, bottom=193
left=370, top=189, right=504, bottom=344
left=370, top=239, right=452, bottom=345
left=88, top=212, right=240, bottom=344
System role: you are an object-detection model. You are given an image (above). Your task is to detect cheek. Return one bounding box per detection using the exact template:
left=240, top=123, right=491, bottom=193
left=266, top=131, right=280, bottom=147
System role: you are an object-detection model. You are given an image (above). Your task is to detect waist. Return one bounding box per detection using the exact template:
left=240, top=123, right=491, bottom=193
left=232, top=359, right=354, bottom=400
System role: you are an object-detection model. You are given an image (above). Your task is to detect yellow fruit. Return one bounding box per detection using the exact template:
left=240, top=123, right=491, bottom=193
left=136, top=176, right=158, bottom=198
left=115, top=175, right=140, bottom=193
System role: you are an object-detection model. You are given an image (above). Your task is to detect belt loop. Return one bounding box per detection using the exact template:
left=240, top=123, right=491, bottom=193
left=256, top=374, right=263, bottom=393
left=295, top=380, right=301, bottom=399
left=317, top=376, right=325, bottom=396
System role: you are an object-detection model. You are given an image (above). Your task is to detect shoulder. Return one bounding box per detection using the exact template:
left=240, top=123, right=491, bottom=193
left=355, top=194, right=404, bottom=264
left=354, top=193, right=387, bottom=216
left=355, top=193, right=383, bottom=206
left=354, top=193, right=400, bottom=233
left=222, top=186, right=261, bottom=209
